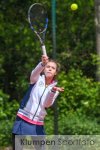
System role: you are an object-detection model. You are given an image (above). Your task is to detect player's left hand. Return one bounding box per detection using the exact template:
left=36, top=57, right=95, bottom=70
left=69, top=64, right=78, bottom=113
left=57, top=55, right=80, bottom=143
left=52, top=86, right=64, bottom=92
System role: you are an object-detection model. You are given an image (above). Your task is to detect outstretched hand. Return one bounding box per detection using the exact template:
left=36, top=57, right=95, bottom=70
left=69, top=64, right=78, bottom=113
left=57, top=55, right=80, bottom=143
left=52, top=86, right=64, bottom=92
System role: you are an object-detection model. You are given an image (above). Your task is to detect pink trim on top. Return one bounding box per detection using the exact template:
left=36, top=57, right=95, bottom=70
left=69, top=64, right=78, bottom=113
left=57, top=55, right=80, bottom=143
left=17, top=113, right=44, bottom=125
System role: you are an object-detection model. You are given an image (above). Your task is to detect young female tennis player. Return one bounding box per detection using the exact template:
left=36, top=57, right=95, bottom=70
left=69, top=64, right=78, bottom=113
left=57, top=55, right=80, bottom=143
left=12, top=55, right=64, bottom=149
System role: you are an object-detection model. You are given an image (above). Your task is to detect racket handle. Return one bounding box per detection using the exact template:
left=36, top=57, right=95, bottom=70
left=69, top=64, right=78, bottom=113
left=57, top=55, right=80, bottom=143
left=42, top=45, right=47, bottom=56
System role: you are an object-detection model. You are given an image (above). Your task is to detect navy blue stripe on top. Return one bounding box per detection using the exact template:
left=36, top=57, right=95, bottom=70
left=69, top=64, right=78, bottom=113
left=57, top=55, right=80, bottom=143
left=20, top=84, right=35, bottom=109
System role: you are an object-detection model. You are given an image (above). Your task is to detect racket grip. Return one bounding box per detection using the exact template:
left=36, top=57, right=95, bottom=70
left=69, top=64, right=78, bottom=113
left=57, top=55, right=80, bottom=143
left=42, top=45, right=47, bottom=56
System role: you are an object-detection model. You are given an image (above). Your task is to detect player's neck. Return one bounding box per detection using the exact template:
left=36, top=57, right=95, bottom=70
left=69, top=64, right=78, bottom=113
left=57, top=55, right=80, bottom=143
left=45, top=78, right=53, bottom=86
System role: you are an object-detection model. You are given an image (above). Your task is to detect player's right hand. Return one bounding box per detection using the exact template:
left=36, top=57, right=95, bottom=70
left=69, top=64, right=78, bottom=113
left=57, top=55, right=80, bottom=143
left=41, top=55, right=49, bottom=66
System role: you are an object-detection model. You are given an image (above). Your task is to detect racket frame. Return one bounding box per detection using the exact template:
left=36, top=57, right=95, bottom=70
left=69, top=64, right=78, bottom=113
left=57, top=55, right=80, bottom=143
left=28, top=3, right=48, bottom=55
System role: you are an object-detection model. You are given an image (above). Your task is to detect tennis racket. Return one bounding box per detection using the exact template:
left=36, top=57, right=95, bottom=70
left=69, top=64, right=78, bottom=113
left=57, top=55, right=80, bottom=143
left=28, top=3, right=48, bottom=56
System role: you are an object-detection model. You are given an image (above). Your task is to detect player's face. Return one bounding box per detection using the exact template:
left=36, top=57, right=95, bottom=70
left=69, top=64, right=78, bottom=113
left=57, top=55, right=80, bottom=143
left=44, top=62, right=57, bottom=79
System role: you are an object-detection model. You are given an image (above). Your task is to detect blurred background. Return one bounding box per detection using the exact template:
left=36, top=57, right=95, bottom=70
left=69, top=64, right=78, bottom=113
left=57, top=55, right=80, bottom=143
left=0, top=0, right=100, bottom=149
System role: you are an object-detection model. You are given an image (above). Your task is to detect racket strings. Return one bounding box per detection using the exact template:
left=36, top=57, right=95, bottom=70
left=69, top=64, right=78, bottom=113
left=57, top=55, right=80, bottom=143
left=29, top=5, right=47, bottom=33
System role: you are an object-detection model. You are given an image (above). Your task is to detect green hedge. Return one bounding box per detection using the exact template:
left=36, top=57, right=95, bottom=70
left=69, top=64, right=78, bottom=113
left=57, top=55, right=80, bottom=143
left=45, top=69, right=100, bottom=135
left=0, top=90, right=19, bottom=146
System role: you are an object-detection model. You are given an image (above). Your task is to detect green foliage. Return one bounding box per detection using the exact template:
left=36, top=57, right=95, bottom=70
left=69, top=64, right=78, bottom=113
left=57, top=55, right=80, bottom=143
left=45, top=69, right=100, bottom=135
left=0, top=90, right=19, bottom=146
left=59, top=111, right=100, bottom=135
left=56, top=0, right=96, bottom=78
left=58, top=69, right=100, bottom=134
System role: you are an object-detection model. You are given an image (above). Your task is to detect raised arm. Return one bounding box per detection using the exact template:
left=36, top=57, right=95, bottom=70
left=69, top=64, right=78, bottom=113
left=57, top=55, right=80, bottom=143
left=30, top=55, right=49, bottom=84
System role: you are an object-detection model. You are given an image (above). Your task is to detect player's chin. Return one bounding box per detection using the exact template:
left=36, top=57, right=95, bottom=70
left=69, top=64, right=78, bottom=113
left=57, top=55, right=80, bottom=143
left=45, top=73, right=53, bottom=78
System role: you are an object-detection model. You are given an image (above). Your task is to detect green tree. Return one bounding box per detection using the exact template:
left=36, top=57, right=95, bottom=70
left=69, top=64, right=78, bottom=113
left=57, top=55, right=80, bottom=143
left=0, top=90, right=19, bottom=146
